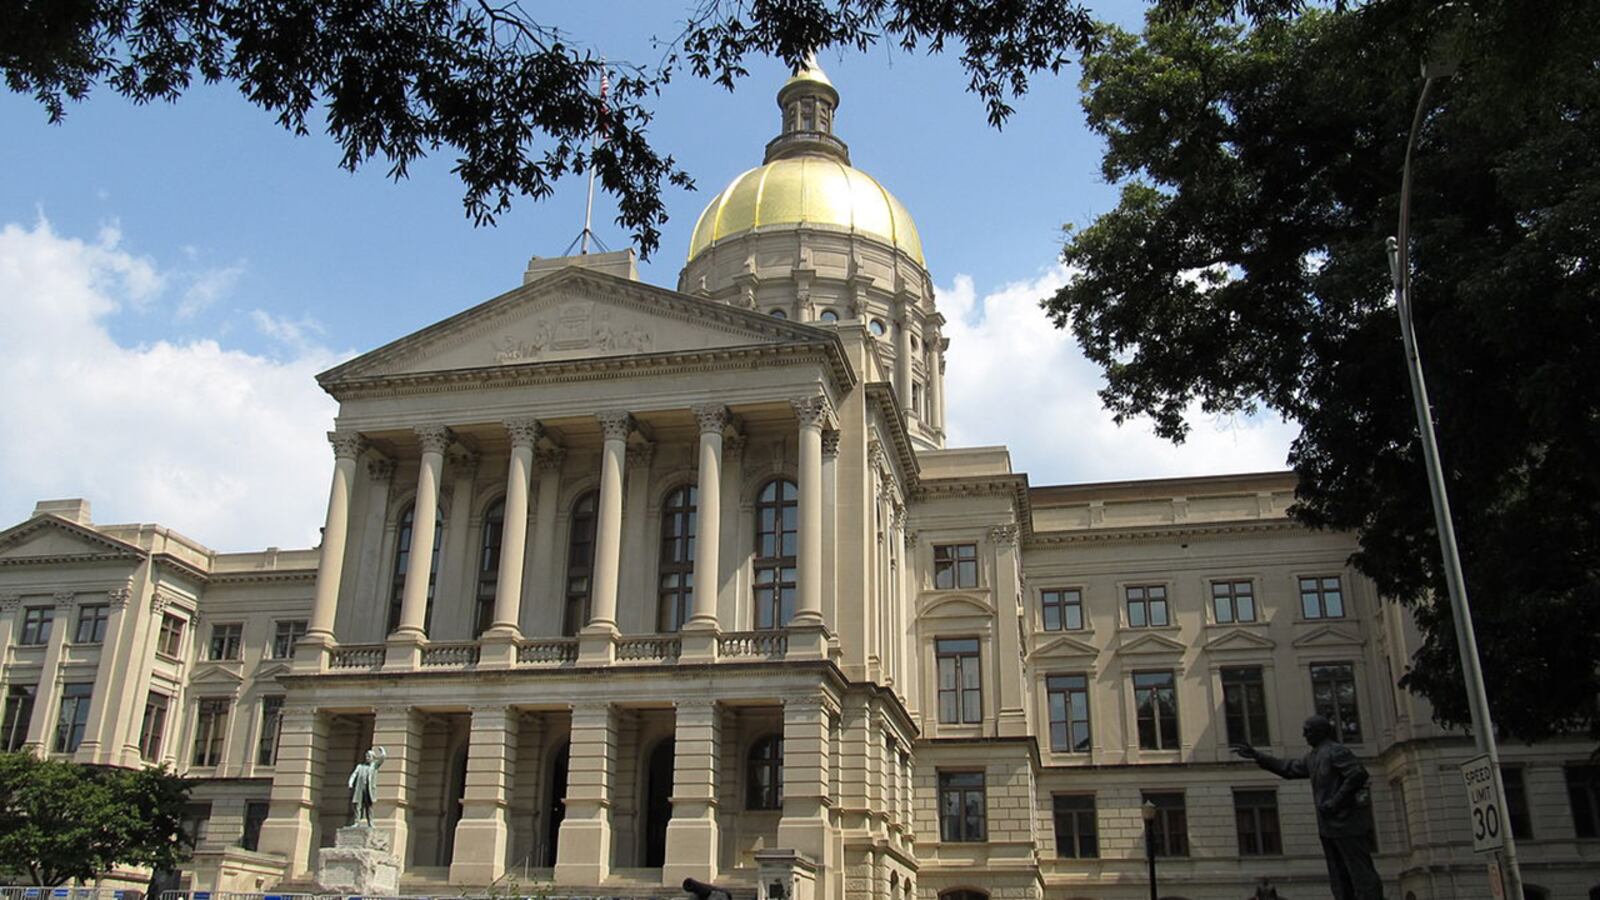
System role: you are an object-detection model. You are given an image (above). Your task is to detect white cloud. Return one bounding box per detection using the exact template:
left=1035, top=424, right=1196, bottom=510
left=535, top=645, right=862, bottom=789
left=0, top=217, right=348, bottom=551
left=177, top=260, right=246, bottom=319
left=939, top=266, right=1299, bottom=487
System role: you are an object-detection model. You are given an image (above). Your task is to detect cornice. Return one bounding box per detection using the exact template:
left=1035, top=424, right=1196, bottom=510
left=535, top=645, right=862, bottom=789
left=1026, top=518, right=1300, bottom=546
left=320, top=342, right=855, bottom=403
left=0, top=515, right=147, bottom=560
left=864, top=383, right=921, bottom=484
left=914, top=473, right=1034, bottom=541
left=151, top=552, right=211, bottom=583
left=207, top=568, right=318, bottom=585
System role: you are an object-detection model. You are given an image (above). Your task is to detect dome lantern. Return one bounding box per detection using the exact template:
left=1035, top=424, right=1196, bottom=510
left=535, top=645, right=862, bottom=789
left=765, top=55, right=849, bottom=164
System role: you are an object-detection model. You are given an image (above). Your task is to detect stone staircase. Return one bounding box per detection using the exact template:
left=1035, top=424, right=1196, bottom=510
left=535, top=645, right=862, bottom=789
left=274, top=867, right=756, bottom=900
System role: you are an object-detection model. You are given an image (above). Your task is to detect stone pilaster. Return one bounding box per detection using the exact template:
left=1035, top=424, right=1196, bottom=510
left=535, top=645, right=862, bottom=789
left=663, top=701, right=722, bottom=884
left=370, top=706, right=423, bottom=867
left=72, top=585, right=133, bottom=764
left=554, top=702, right=616, bottom=885
left=790, top=396, right=831, bottom=656
left=24, top=591, right=77, bottom=754
left=449, top=705, right=518, bottom=883
left=777, top=696, right=834, bottom=872
left=528, top=448, right=566, bottom=635
left=894, top=294, right=915, bottom=414
left=258, top=706, right=328, bottom=879
left=990, top=522, right=1028, bottom=737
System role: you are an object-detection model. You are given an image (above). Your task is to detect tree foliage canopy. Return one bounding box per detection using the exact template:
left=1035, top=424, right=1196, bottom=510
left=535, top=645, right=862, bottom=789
left=1, top=0, right=1105, bottom=257
left=0, top=752, right=193, bottom=886
left=1047, top=0, right=1600, bottom=741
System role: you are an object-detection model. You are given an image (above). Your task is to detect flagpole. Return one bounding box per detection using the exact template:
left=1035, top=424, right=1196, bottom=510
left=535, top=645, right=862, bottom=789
left=580, top=59, right=606, bottom=255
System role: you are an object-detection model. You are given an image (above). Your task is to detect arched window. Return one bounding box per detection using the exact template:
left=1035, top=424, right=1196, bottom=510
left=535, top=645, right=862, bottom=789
left=754, top=479, right=798, bottom=629
left=563, top=491, right=599, bottom=636
left=388, top=502, right=442, bottom=633
left=939, top=891, right=987, bottom=900
left=747, top=734, right=783, bottom=810
left=474, top=498, right=506, bottom=635
left=769, top=308, right=788, bottom=319
left=818, top=308, right=839, bottom=323
left=657, top=485, right=697, bottom=632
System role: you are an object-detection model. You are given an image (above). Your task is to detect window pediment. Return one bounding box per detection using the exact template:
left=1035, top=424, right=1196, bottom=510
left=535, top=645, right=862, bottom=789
left=1290, top=623, right=1363, bottom=649
left=1204, top=626, right=1277, bottom=653
left=1114, top=631, right=1188, bottom=657
left=920, top=593, right=994, bottom=619
left=1031, top=634, right=1100, bottom=661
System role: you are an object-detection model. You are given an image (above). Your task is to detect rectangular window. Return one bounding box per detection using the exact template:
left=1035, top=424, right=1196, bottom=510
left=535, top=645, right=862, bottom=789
left=74, top=604, right=109, bottom=643
left=157, top=613, right=185, bottom=657
left=1052, top=794, right=1098, bottom=858
left=1299, top=575, right=1346, bottom=619
left=1501, top=766, right=1532, bottom=840
left=1143, top=790, right=1189, bottom=857
left=1125, top=585, right=1169, bottom=628
left=1565, top=765, right=1600, bottom=839
left=208, top=623, right=243, bottom=661
left=1041, top=588, right=1084, bottom=631
left=1133, top=671, right=1180, bottom=750
left=240, top=800, right=271, bottom=852
left=2, top=685, right=37, bottom=752
left=192, top=697, right=230, bottom=767
left=1211, top=580, right=1256, bottom=623
left=932, top=543, right=978, bottom=589
left=270, top=620, right=307, bottom=659
left=936, top=638, right=982, bottom=724
left=1310, top=662, right=1363, bottom=743
left=53, top=683, right=93, bottom=753
left=1222, top=666, right=1270, bottom=746
left=1234, top=789, right=1283, bottom=856
left=1046, top=674, right=1091, bottom=753
left=912, top=382, right=924, bottom=420
left=20, top=606, right=54, bottom=645
left=257, top=696, right=284, bottom=766
left=182, top=802, right=212, bottom=849
left=938, top=771, right=987, bottom=842
left=139, top=692, right=170, bottom=762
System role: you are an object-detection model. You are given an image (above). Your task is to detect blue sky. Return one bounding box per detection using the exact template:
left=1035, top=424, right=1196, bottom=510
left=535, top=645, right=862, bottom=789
left=0, top=1, right=1297, bottom=550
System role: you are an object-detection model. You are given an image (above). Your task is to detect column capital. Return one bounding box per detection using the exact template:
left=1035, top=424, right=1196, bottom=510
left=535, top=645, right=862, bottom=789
left=106, top=585, right=133, bottom=609
left=53, top=590, right=77, bottom=610
left=448, top=448, right=481, bottom=476
left=724, top=433, right=748, bottom=458
left=0, top=593, right=19, bottom=613
left=150, top=590, right=175, bottom=615
left=626, top=441, right=656, bottom=468
left=596, top=410, right=634, bottom=442
left=367, top=456, right=397, bottom=482
left=504, top=417, right=543, bottom=449
left=988, top=523, right=1019, bottom=547
left=790, top=394, right=833, bottom=430
left=904, top=529, right=919, bottom=551
left=328, top=431, right=368, bottom=460
left=414, top=424, right=455, bottom=455
left=534, top=446, right=568, bottom=471
left=821, top=429, right=841, bottom=459
left=692, top=404, right=730, bottom=435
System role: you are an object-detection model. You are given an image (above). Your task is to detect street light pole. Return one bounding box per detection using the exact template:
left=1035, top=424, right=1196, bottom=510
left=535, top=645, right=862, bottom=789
left=1142, top=800, right=1158, bottom=900
left=1387, top=59, right=1525, bottom=900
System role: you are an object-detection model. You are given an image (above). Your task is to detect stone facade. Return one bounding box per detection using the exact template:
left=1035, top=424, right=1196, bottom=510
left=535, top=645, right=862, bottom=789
left=1, top=63, right=1597, bottom=900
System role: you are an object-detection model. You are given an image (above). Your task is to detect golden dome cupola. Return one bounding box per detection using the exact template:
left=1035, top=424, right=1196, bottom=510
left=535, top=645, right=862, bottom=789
left=678, top=59, right=947, bottom=451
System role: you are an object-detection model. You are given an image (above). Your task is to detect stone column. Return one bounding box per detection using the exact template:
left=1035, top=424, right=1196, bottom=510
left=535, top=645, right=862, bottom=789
left=776, top=697, right=833, bottom=873
left=663, top=701, right=721, bottom=884
left=258, top=705, right=327, bottom=879
left=990, top=523, right=1029, bottom=737
left=389, top=426, right=451, bottom=665
left=450, top=705, right=518, bottom=883
left=371, top=706, right=423, bottom=867
left=528, top=448, right=565, bottom=635
left=791, top=397, right=830, bottom=632
left=0, top=594, right=18, bottom=685
left=72, top=585, right=133, bottom=764
left=307, top=432, right=366, bottom=655
left=927, top=329, right=945, bottom=433
left=901, top=529, right=920, bottom=717
left=821, top=430, right=840, bottom=649
left=897, top=301, right=917, bottom=418
left=482, top=420, right=539, bottom=667
left=682, top=406, right=726, bottom=661
left=718, top=435, right=746, bottom=629
left=554, top=702, right=616, bottom=885
left=582, top=411, right=631, bottom=662
left=24, top=591, right=77, bottom=754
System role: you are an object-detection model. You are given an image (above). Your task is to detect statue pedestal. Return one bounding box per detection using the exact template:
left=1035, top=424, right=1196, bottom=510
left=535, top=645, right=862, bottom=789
left=315, top=825, right=400, bottom=895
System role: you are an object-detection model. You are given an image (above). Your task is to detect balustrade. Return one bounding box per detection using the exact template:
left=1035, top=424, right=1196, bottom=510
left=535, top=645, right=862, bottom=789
left=329, top=644, right=385, bottom=670
left=717, top=629, right=790, bottom=659
left=419, top=641, right=481, bottom=668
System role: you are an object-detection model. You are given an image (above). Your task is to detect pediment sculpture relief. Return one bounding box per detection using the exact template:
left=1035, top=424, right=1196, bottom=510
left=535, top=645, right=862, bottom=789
left=493, top=301, right=654, bottom=364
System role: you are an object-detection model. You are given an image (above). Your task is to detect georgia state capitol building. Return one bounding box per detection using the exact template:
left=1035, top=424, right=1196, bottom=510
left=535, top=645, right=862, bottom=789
left=2, top=62, right=1596, bottom=900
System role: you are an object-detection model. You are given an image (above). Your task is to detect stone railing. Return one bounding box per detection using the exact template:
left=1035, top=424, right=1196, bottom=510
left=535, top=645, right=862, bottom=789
left=517, top=638, right=579, bottom=665
left=717, top=629, right=789, bottom=659
left=616, top=635, right=682, bottom=663
left=420, top=641, right=481, bottom=669
left=329, top=644, right=385, bottom=671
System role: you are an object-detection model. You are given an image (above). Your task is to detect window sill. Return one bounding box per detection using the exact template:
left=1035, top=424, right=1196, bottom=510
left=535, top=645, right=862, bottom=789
left=154, top=651, right=184, bottom=665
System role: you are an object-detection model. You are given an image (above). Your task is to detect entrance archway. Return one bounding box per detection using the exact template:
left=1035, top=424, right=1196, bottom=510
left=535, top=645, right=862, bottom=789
left=642, top=738, right=675, bottom=867
left=439, top=742, right=469, bottom=865
left=543, top=742, right=570, bottom=866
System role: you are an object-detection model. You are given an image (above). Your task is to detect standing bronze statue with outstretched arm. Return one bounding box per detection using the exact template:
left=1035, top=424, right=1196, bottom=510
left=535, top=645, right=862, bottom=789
left=1232, top=715, right=1383, bottom=900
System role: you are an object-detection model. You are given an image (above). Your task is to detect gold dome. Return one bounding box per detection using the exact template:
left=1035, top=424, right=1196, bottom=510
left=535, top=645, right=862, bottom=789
left=686, top=155, right=925, bottom=265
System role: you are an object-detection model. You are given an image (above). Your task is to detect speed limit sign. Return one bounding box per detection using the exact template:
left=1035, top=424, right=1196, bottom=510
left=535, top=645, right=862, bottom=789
left=1460, top=754, right=1506, bottom=853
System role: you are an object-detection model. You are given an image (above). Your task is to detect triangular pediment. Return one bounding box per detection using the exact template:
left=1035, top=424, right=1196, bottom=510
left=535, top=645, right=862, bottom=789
left=1205, top=627, right=1277, bottom=653
left=255, top=661, right=292, bottom=685
left=0, top=516, right=143, bottom=563
left=320, top=266, right=835, bottom=382
left=1291, top=624, right=1364, bottom=649
left=189, top=662, right=245, bottom=686
left=1114, top=631, right=1189, bottom=656
left=1032, top=634, right=1101, bottom=661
